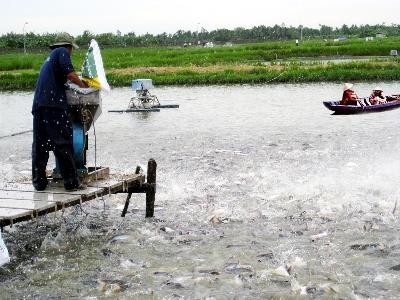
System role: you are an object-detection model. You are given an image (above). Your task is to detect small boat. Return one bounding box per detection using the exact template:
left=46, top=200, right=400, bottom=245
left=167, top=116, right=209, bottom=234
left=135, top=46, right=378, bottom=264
left=323, top=97, right=400, bottom=114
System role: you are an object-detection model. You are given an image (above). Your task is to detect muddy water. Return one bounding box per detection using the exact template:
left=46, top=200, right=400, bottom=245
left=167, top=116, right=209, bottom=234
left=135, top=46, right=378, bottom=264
left=0, top=83, right=400, bottom=299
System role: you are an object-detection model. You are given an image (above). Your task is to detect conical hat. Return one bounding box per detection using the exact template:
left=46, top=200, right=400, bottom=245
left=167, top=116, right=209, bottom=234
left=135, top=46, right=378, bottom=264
left=343, top=83, right=353, bottom=91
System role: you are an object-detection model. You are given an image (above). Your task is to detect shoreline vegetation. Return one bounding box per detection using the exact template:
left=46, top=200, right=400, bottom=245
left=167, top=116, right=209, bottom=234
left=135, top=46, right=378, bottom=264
left=0, top=38, right=399, bottom=90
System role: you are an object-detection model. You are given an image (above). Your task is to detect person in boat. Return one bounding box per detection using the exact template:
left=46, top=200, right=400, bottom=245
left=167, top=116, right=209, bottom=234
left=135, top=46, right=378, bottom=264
left=369, top=87, right=387, bottom=105
left=341, top=83, right=359, bottom=105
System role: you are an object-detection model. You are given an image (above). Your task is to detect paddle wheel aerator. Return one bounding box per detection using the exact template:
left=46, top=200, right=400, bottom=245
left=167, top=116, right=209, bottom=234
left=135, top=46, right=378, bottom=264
left=129, top=79, right=160, bottom=109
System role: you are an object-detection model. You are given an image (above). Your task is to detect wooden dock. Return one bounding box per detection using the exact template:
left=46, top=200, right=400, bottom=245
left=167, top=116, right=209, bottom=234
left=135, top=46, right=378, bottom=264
left=0, top=159, right=157, bottom=229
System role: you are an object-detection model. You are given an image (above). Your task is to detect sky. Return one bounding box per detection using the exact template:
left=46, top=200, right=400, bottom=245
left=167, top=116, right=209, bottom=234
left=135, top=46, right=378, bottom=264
left=1, top=0, right=399, bottom=36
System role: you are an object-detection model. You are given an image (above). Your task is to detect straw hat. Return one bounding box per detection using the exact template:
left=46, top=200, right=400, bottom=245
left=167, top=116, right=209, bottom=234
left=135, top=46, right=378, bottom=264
left=49, top=32, right=79, bottom=50
left=373, top=86, right=383, bottom=91
left=343, top=83, right=353, bottom=91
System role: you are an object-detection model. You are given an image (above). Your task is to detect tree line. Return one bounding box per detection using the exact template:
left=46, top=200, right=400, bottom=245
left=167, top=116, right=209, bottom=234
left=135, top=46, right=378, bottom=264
left=1, top=24, right=399, bottom=49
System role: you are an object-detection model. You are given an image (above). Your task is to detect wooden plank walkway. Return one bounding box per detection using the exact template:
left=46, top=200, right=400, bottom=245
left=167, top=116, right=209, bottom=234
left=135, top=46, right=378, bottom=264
left=0, top=174, right=145, bottom=228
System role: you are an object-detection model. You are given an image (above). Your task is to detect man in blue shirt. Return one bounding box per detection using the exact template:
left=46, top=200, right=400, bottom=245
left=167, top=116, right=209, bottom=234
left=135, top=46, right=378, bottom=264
left=32, top=33, right=88, bottom=191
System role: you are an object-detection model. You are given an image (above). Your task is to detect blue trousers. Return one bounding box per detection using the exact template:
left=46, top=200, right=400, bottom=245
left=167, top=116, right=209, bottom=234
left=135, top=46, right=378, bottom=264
left=32, top=107, right=79, bottom=190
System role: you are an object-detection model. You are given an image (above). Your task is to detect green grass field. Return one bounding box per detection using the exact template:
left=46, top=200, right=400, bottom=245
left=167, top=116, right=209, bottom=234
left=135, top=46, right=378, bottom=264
left=0, top=37, right=399, bottom=90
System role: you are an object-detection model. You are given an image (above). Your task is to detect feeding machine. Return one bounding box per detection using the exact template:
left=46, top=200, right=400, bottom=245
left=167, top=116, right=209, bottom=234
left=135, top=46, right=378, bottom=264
left=53, top=85, right=108, bottom=182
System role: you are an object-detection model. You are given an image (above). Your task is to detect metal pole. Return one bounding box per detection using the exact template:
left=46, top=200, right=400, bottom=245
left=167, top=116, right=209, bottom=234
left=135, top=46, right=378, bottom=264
left=300, top=25, right=303, bottom=42
left=23, top=22, right=28, bottom=55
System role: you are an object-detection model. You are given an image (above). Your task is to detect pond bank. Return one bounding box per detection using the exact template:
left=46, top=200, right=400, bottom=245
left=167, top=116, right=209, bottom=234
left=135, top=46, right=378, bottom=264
left=1, top=60, right=400, bottom=90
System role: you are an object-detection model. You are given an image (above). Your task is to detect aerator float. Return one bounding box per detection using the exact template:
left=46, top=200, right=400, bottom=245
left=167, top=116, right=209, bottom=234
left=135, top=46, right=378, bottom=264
left=129, top=79, right=160, bottom=109
left=108, top=79, right=179, bottom=113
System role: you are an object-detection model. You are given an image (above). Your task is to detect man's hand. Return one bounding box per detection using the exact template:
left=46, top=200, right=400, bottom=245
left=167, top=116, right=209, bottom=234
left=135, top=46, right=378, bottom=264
left=67, top=72, right=89, bottom=88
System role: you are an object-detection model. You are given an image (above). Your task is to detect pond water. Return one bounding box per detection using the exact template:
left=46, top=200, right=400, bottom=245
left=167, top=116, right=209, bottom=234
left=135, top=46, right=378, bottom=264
left=0, top=83, right=400, bottom=299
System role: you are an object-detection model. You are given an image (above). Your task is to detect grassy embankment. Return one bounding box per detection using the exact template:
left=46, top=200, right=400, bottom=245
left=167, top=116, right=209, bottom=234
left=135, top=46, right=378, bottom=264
left=0, top=38, right=399, bottom=90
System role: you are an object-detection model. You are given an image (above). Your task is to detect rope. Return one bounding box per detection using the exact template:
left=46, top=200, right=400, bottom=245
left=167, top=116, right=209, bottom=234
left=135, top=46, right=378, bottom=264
left=0, top=129, right=33, bottom=140
left=85, top=109, right=106, bottom=211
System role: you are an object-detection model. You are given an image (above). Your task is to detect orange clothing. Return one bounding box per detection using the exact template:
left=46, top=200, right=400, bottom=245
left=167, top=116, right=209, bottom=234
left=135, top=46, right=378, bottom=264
left=341, top=90, right=358, bottom=105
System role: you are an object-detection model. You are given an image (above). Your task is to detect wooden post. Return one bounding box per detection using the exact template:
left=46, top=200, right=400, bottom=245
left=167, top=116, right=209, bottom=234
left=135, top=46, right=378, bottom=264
left=121, top=193, right=132, bottom=217
left=145, top=159, right=157, bottom=218
left=121, top=165, right=142, bottom=217
left=135, top=165, right=141, bottom=174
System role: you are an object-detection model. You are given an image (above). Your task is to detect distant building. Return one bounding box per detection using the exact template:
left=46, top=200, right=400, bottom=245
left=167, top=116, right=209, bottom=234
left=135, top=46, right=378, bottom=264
left=376, top=32, right=386, bottom=38
left=390, top=49, right=398, bottom=57
left=334, top=36, right=347, bottom=42
left=365, top=36, right=374, bottom=41
left=204, top=42, right=214, bottom=48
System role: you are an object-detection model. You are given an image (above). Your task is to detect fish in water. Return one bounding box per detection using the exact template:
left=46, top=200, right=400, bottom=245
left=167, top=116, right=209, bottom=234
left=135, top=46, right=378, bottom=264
left=226, top=244, right=245, bottom=248
left=164, top=280, right=184, bottom=289
left=350, top=243, right=382, bottom=250
left=120, top=258, right=138, bottom=269
left=224, top=263, right=253, bottom=274
left=256, top=252, right=274, bottom=261
left=389, top=264, right=400, bottom=271
left=160, top=226, right=175, bottom=233
left=98, top=279, right=129, bottom=294
left=108, top=234, right=130, bottom=243
left=154, top=271, right=171, bottom=277
left=101, top=248, right=114, bottom=257
left=310, top=231, right=328, bottom=242
left=210, top=216, right=222, bottom=224
left=198, top=269, right=220, bottom=275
